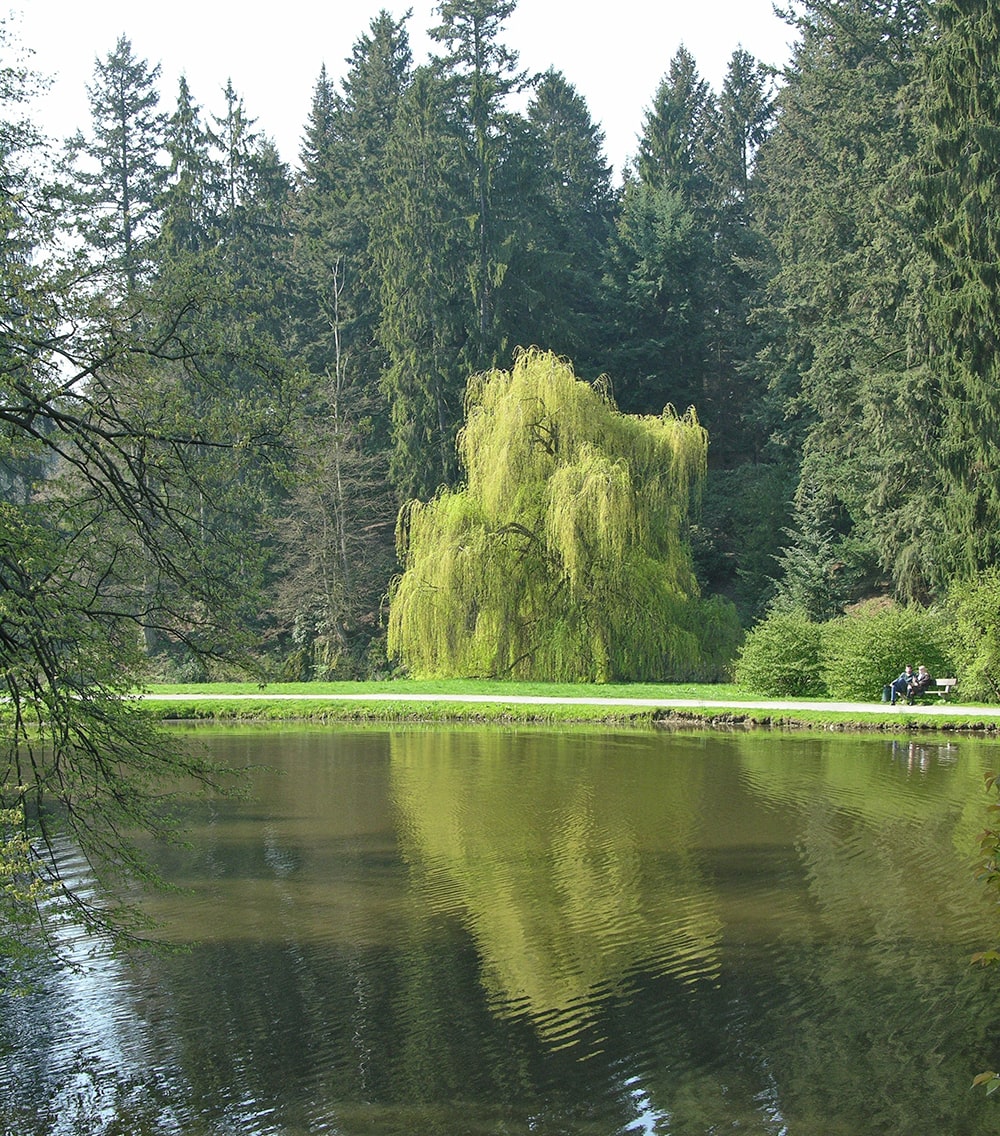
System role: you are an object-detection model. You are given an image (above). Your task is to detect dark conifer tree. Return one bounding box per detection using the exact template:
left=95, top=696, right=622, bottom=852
left=293, top=63, right=345, bottom=380
left=204, top=81, right=294, bottom=364
left=603, top=176, right=709, bottom=416
left=429, top=0, right=532, bottom=368
left=339, top=9, right=414, bottom=201
left=522, top=68, right=616, bottom=375
left=700, top=48, right=776, bottom=466
left=713, top=48, right=773, bottom=204
left=160, top=74, right=215, bottom=257
left=293, top=13, right=412, bottom=391
left=636, top=45, right=715, bottom=200
left=372, top=65, right=471, bottom=498
left=915, top=0, right=1000, bottom=584
left=603, top=48, right=716, bottom=417
left=63, top=35, right=166, bottom=301
left=298, top=63, right=337, bottom=191
left=750, top=0, right=931, bottom=604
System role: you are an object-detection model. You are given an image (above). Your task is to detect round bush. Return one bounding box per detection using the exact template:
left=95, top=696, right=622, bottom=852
left=822, top=604, right=954, bottom=702
left=949, top=570, right=1000, bottom=702
left=733, top=610, right=827, bottom=697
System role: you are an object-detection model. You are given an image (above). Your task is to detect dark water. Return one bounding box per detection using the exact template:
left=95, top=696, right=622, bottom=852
left=4, top=726, right=1000, bottom=1135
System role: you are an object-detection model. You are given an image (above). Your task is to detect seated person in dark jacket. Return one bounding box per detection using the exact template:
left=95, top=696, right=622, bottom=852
left=906, top=664, right=933, bottom=703
left=883, top=665, right=913, bottom=704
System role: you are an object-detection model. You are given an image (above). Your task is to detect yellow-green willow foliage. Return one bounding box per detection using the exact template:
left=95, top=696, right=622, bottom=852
left=389, top=730, right=722, bottom=1035
left=387, top=348, right=738, bottom=680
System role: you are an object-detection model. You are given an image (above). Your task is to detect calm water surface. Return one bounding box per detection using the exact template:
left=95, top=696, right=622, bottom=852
left=3, top=726, right=1000, bottom=1135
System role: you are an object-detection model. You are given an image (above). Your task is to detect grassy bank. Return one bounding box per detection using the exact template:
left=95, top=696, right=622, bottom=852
left=138, top=680, right=1000, bottom=732
left=142, top=680, right=731, bottom=726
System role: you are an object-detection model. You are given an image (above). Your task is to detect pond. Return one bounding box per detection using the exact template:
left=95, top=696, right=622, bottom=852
left=3, top=725, right=1000, bottom=1135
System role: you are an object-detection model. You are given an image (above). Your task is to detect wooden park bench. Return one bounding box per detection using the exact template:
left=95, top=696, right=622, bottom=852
left=908, top=677, right=957, bottom=704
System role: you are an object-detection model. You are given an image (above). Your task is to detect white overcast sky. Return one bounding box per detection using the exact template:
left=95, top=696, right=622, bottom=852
left=12, top=0, right=795, bottom=181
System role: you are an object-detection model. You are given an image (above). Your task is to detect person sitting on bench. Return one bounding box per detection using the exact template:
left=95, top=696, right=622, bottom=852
left=883, top=665, right=913, bottom=705
left=906, top=664, right=933, bottom=704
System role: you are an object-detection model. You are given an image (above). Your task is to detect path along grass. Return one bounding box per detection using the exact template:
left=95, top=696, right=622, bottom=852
left=139, top=681, right=1000, bottom=731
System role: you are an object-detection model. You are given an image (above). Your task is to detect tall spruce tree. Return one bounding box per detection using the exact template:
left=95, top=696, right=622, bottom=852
left=915, top=0, right=1000, bottom=583
left=604, top=48, right=716, bottom=417
left=292, top=64, right=341, bottom=378
left=636, top=45, right=715, bottom=199
left=159, top=74, right=214, bottom=257
left=603, top=178, right=709, bottom=416
left=293, top=13, right=412, bottom=390
left=700, top=48, right=776, bottom=466
left=201, top=81, right=294, bottom=381
left=338, top=9, right=414, bottom=203
left=751, top=0, right=931, bottom=602
left=372, top=65, right=471, bottom=498
left=63, top=35, right=166, bottom=301
left=429, top=0, right=532, bottom=366
left=522, top=68, right=616, bottom=375
left=713, top=48, right=774, bottom=204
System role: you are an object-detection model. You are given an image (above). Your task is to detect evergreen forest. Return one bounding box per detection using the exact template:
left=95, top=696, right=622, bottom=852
left=4, top=0, right=1000, bottom=688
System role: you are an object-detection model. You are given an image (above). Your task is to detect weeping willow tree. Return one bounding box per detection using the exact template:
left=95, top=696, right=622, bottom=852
left=387, top=348, right=739, bottom=681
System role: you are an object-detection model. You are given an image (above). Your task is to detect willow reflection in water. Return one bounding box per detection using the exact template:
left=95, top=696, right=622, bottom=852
left=391, top=730, right=725, bottom=1046
left=2, top=727, right=999, bottom=1136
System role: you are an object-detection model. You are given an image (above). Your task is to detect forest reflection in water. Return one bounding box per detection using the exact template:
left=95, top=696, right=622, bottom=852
left=3, top=726, right=1000, bottom=1135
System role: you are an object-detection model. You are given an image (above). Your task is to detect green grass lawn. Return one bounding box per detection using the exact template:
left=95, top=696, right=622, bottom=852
left=139, top=679, right=743, bottom=726
left=135, top=679, right=997, bottom=731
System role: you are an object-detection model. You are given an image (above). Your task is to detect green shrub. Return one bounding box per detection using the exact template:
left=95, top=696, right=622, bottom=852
left=948, top=570, right=1000, bottom=702
left=733, top=610, right=826, bottom=696
left=822, top=603, right=954, bottom=701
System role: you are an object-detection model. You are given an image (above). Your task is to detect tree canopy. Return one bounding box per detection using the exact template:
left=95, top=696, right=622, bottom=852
left=387, top=349, right=739, bottom=681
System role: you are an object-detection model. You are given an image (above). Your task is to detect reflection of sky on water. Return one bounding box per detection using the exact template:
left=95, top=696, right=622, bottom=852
left=623, top=1073, right=672, bottom=1134
left=1, top=844, right=187, bottom=1134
